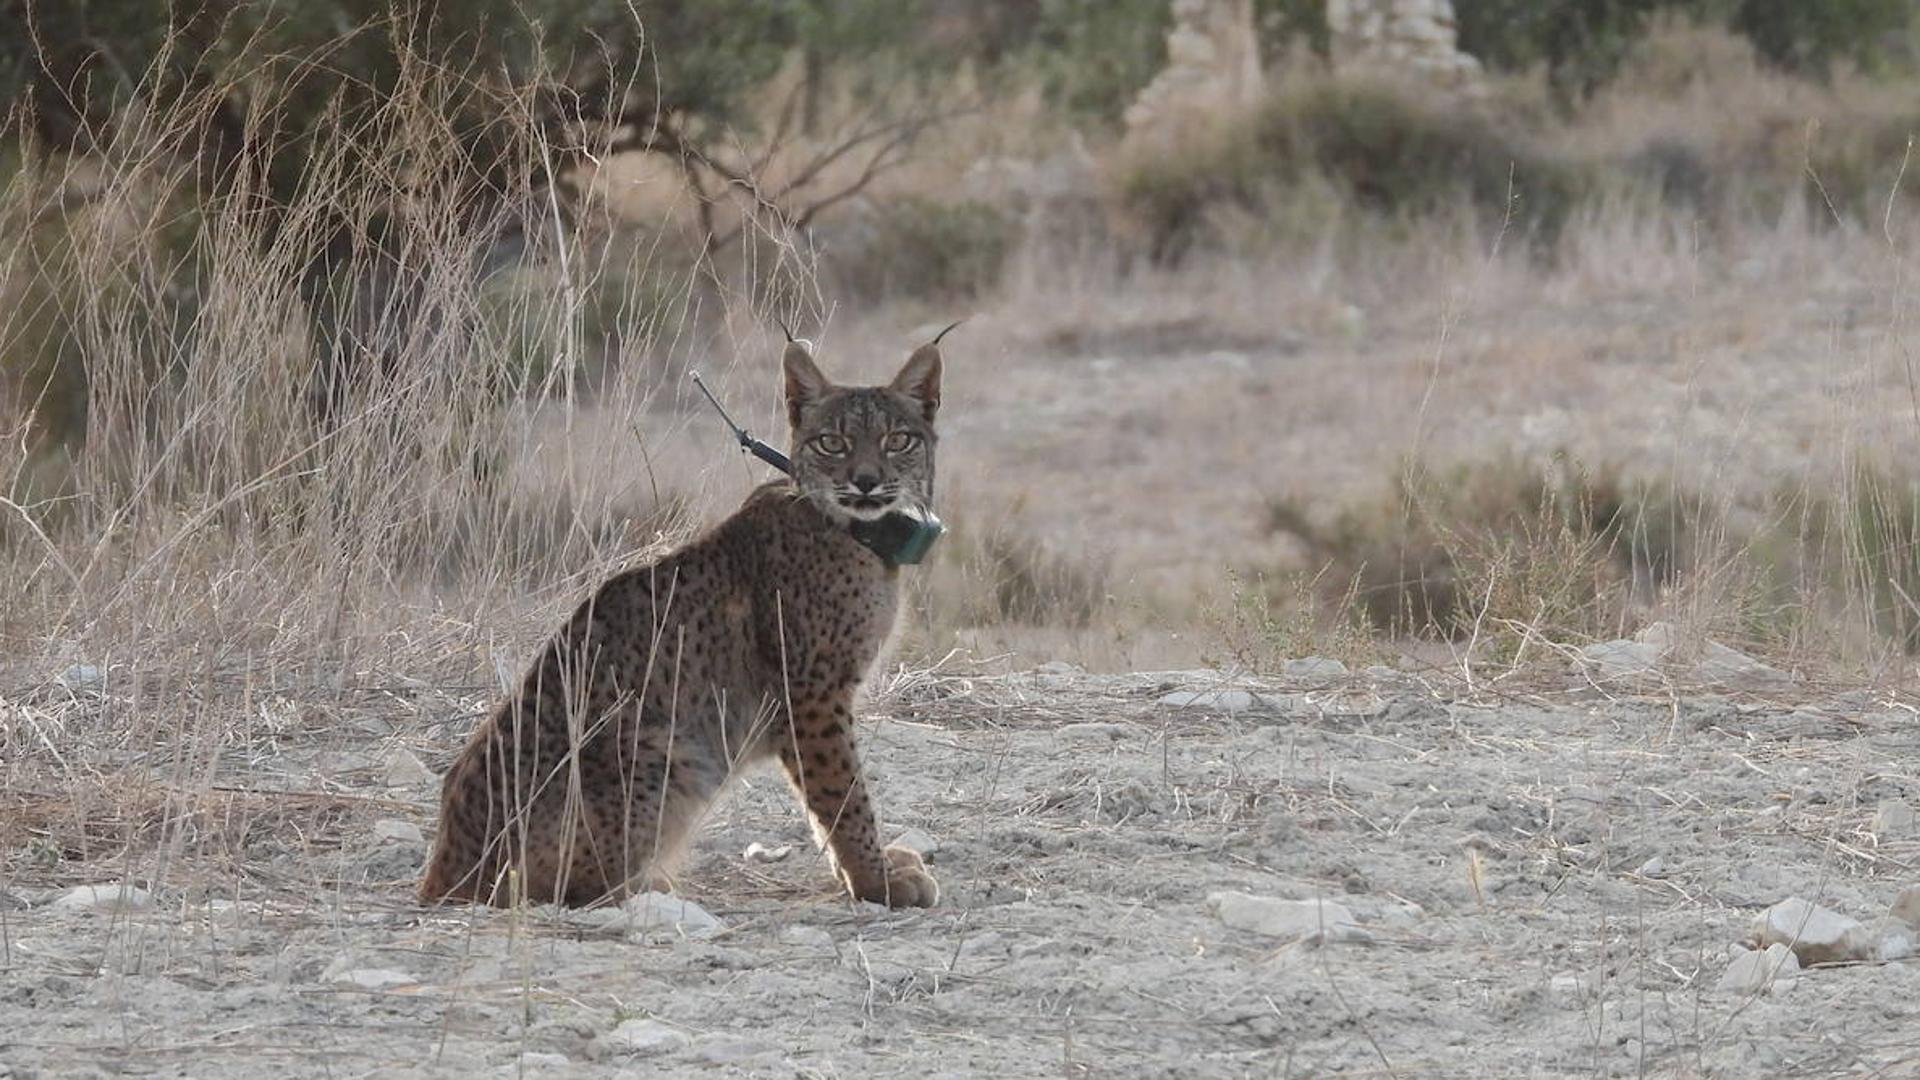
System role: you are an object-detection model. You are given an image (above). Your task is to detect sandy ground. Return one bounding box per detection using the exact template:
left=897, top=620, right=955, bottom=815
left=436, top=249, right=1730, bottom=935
left=5, top=662, right=1919, bottom=1078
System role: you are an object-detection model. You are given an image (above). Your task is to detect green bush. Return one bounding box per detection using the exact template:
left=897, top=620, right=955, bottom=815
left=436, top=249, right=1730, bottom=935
left=1728, top=0, right=1916, bottom=78
left=831, top=197, right=1021, bottom=302
left=1118, top=80, right=1589, bottom=262
left=1456, top=0, right=1665, bottom=101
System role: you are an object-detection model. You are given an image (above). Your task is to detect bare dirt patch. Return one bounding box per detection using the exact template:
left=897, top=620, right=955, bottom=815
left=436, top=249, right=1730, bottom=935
left=5, top=666, right=1918, bottom=1077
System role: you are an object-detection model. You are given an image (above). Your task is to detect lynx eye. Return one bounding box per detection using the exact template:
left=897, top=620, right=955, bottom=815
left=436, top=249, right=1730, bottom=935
left=810, top=433, right=850, bottom=456
left=882, top=431, right=919, bottom=454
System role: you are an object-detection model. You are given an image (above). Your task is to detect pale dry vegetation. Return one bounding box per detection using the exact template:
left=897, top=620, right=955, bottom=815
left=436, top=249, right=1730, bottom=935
left=6, top=9, right=1920, bottom=1075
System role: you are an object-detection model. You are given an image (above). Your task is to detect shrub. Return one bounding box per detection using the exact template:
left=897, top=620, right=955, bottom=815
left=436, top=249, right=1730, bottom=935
left=1728, top=0, right=1916, bottom=78
left=830, top=197, right=1021, bottom=302
left=1268, top=454, right=1714, bottom=643
left=1116, top=79, right=1589, bottom=262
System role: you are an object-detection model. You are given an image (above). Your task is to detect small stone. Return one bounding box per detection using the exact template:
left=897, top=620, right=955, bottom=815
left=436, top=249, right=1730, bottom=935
left=891, top=828, right=939, bottom=856
left=204, top=899, right=246, bottom=925
left=685, top=1035, right=780, bottom=1065
left=1157, top=689, right=1257, bottom=713
left=1283, top=657, right=1348, bottom=681
left=955, top=931, right=1007, bottom=960
left=1634, top=621, right=1680, bottom=649
left=382, top=749, right=436, bottom=788
left=742, top=842, right=792, bottom=864
left=373, top=819, right=424, bottom=845
left=56, top=664, right=104, bottom=691
left=1890, top=886, right=1920, bottom=930
left=1257, top=692, right=1312, bottom=716
left=1579, top=639, right=1662, bottom=680
left=1717, top=944, right=1799, bottom=994
left=1873, top=799, right=1916, bottom=838
left=1868, top=917, right=1915, bottom=962
left=1057, top=722, right=1128, bottom=742
left=1207, top=891, right=1369, bottom=943
left=778, top=925, right=834, bottom=950
left=1751, top=897, right=1875, bottom=965
left=53, top=883, right=153, bottom=913
left=1692, top=641, right=1788, bottom=687
left=595, top=1018, right=690, bottom=1059
left=1548, top=972, right=1587, bottom=1008
left=554, top=905, right=630, bottom=932
left=332, top=967, right=418, bottom=990
left=622, top=892, right=722, bottom=939
left=1635, top=856, right=1668, bottom=879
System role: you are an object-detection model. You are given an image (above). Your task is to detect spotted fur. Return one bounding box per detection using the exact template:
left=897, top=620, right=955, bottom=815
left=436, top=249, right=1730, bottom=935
left=418, top=339, right=943, bottom=908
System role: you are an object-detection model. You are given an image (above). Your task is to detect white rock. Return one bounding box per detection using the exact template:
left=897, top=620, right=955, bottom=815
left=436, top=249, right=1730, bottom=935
left=777, top=925, right=834, bottom=950
left=373, top=819, right=424, bottom=845
left=1283, top=657, right=1348, bottom=680
left=1548, top=972, right=1587, bottom=1008
left=203, top=899, right=252, bottom=926
left=1890, top=885, right=1920, bottom=930
left=1873, top=799, right=1916, bottom=837
left=1751, top=897, right=1876, bottom=965
left=1869, top=917, right=1915, bottom=962
left=597, top=1018, right=690, bottom=1058
left=685, top=1034, right=780, bottom=1065
left=891, top=828, right=940, bottom=856
left=1158, top=689, right=1258, bottom=714
left=383, top=749, right=436, bottom=788
left=622, top=892, right=723, bottom=939
left=1207, top=891, right=1369, bottom=943
left=332, top=967, right=418, bottom=990
left=54, top=883, right=153, bottom=913
left=955, top=931, right=1007, bottom=960
left=1633, top=621, right=1680, bottom=648
left=1257, top=692, right=1312, bottom=716
left=1692, top=640, right=1788, bottom=686
left=1635, top=856, right=1669, bottom=879
left=742, top=842, right=792, bottom=864
left=1717, top=944, right=1799, bottom=994
left=1057, top=722, right=1128, bottom=742
left=56, top=664, right=104, bottom=691
left=1579, top=639, right=1662, bottom=679
left=515, top=1052, right=571, bottom=1069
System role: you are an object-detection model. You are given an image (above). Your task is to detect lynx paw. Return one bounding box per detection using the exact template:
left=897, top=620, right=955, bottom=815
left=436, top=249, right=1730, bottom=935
left=851, top=845, right=940, bottom=908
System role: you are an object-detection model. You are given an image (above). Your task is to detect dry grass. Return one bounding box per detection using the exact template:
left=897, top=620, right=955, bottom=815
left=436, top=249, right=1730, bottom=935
left=6, top=13, right=1920, bottom=927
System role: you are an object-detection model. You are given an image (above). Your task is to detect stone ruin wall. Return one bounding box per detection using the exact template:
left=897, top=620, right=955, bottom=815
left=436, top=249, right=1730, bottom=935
left=1124, top=0, right=1482, bottom=148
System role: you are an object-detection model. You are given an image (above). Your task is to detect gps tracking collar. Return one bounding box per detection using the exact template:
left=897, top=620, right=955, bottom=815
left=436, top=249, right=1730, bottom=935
left=689, top=371, right=946, bottom=567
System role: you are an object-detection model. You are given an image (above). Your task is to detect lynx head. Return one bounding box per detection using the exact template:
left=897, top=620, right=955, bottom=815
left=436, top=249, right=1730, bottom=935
left=782, top=337, right=941, bottom=523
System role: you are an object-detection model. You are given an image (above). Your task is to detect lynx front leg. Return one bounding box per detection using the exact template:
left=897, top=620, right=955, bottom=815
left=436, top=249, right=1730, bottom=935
left=778, top=695, right=938, bottom=908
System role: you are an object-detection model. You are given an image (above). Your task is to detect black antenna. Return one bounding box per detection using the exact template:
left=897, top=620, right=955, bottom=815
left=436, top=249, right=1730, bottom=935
left=690, top=372, right=792, bottom=475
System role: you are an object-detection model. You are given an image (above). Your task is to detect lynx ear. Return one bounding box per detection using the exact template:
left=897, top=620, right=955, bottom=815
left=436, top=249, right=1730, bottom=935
left=890, top=343, right=942, bottom=423
left=783, top=340, right=829, bottom=428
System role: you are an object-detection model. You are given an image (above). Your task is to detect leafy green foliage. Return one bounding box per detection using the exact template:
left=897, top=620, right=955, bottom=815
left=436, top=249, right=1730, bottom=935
left=1455, top=0, right=1665, bottom=101
left=1726, top=0, right=1917, bottom=77
left=1118, top=80, right=1587, bottom=262
left=833, top=198, right=1021, bottom=302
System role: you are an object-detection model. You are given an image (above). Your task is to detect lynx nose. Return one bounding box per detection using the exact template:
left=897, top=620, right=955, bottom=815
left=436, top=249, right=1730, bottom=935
left=852, top=473, right=881, bottom=494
